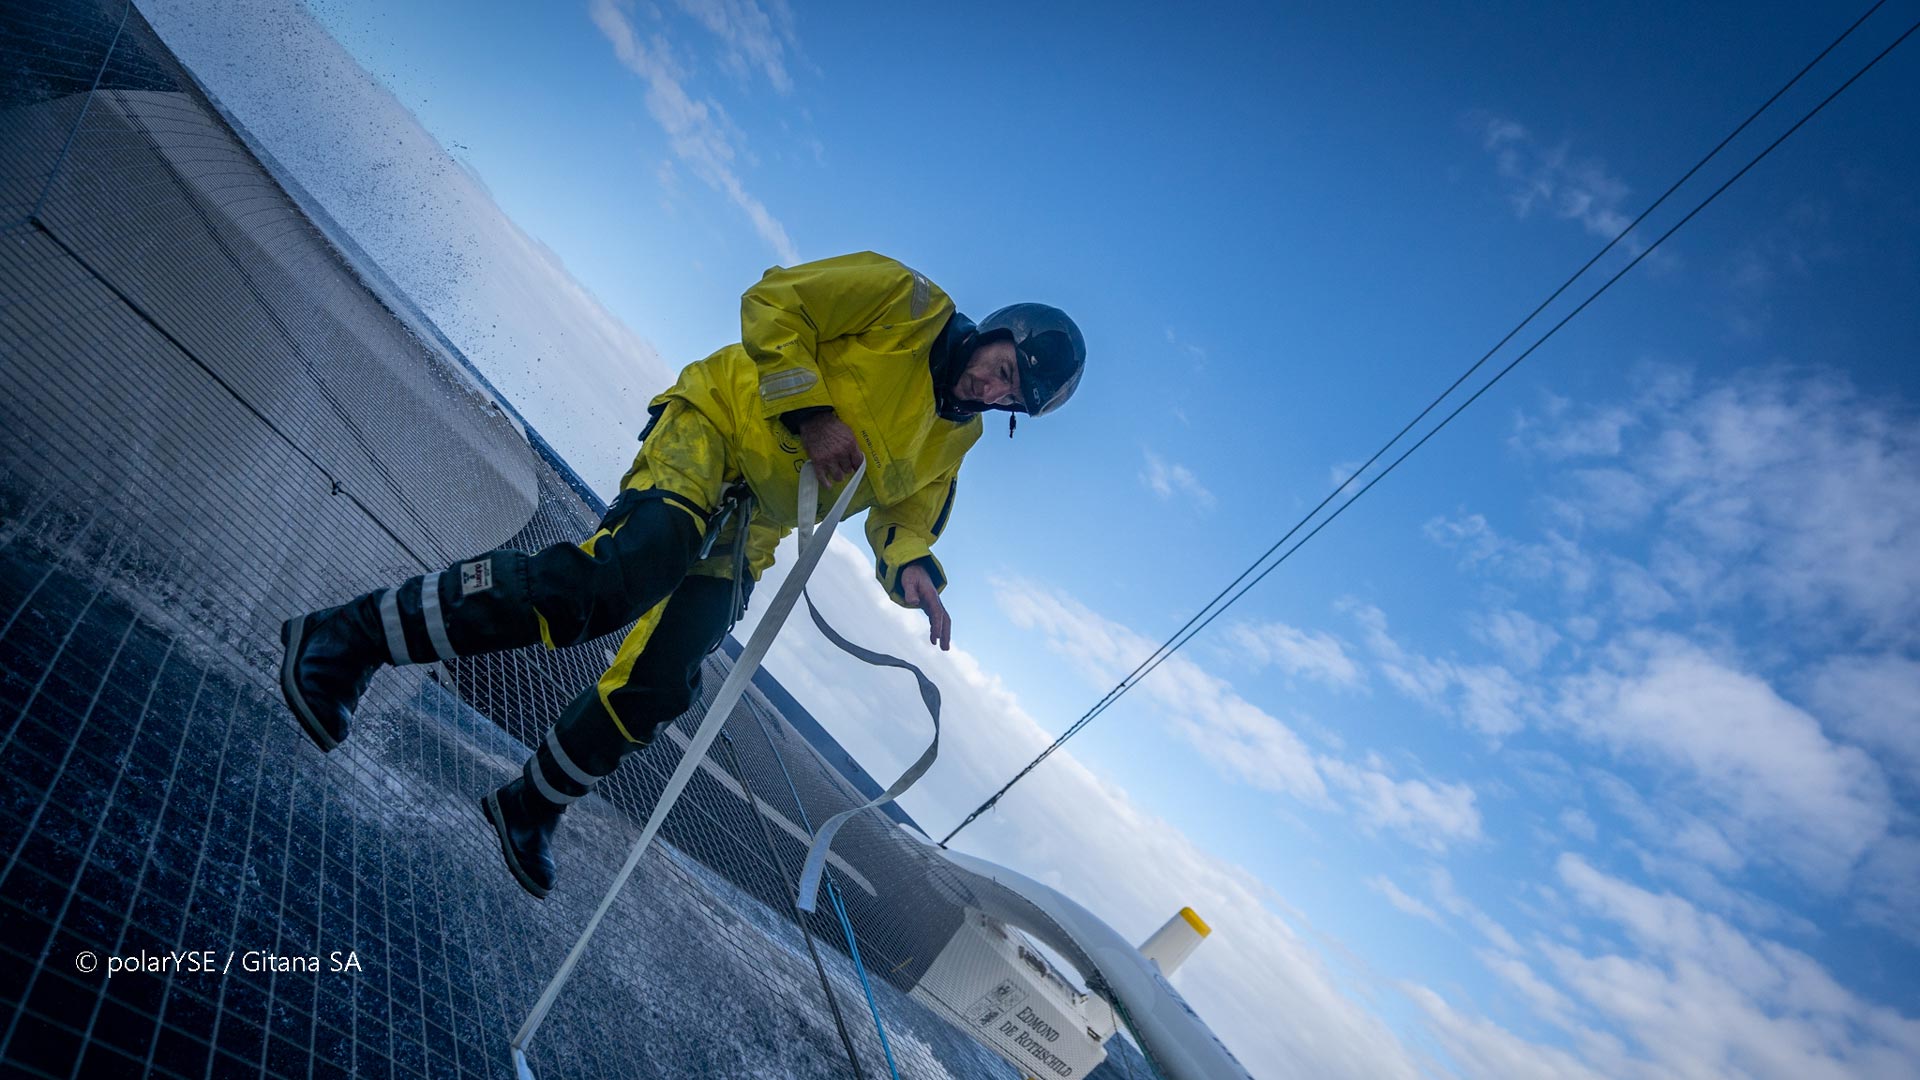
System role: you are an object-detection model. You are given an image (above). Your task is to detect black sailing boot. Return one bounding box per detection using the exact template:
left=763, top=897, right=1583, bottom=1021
left=481, top=776, right=564, bottom=899
left=279, top=592, right=391, bottom=752
left=479, top=693, right=636, bottom=899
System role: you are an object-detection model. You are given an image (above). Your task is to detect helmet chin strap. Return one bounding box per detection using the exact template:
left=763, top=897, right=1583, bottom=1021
left=939, top=397, right=1023, bottom=435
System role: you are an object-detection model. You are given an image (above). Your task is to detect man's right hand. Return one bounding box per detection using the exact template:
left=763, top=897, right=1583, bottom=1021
left=797, top=411, right=864, bottom=487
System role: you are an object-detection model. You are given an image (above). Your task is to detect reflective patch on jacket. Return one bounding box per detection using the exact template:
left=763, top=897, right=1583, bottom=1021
left=910, top=270, right=930, bottom=319
left=759, top=368, right=819, bottom=402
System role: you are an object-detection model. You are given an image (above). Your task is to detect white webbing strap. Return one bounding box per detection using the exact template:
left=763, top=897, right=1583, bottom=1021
left=512, top=461, right=865, bottom=1069
left=788, top=467, right=945, bottom=913
left=791, top=592, right=941, bottom=913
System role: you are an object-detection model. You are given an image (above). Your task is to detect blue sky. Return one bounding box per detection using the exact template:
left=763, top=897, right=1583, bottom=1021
left=146, top=0, right=1920, bottom=1074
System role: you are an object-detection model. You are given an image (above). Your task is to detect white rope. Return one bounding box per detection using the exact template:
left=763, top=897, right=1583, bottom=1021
left=512, top=461, right=865, bottom=1070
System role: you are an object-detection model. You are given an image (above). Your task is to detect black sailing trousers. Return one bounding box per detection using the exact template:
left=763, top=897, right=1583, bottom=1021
left=374, top=490, right=749, bottom=802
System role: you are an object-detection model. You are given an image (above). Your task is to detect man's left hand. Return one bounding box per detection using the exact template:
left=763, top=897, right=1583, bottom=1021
left=796, top=411, right=864, bottom=488
left=899, top=563, right=951, bottom=651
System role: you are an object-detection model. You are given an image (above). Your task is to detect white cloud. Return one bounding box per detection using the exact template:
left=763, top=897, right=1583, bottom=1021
left=1428, top=866, right=1524, bottom=956
left=1667, top=818, right=1742, bottom=874
left=1424, top=513, right=1596, bottom=595
left=1646, top=375, right=1920, bottom=643
left=1544, top=856, right=1920, bottom=1080
left=1558, top=808, right=1597, bottom=842
left=1531, top=370, right=1920, bottom=647
left=1604, top=557, right=1677, bottom=622
left=669, top=0, right=799, bottom=93
left=996, top=581, right=1490, bottom=851
left=1562, top=467, right=1658, bottom=530
left=1402, top=856, right=1920, bottom=1080
left=1578, top=772, right=1831, bottom=930
left=1514, top=391, right=1643, bottom=459
left=1328, top=457, right=1376, bottom=488
left=1479, top=949, right=1579, bottom=1029
left=1797, top=653, right=1920, bottom=937
left=1471, top=608, right=1561, bottom=671
left=1809, top=654, right=1920, bottom=789
left=1349, top=602, right=1536, bottom=737
left=1351, top=601, right=1454, bottom=708
left=1407, top=983, right=1611, bottom=1080
left=1462, top=369, right=1920, bottom=929
left=1852, top=836, right=1920, bottom=946
left=1223, top=619, right=1364, bottom=689
left=1368, top=875, right=1445, bottom=926
left=1619, top=843, right=1815, bottom=938
left=1453, top=663, right=1533, bottom=739
left=995, top=581, right=1328, bottom=804
left=1555, top=633, right=1891, bottom=884
left=1139, top=448, right=1216, bottom=509
left=1475, top=114, right=1636, bottom=243
left=591, top=0, right=801, bottom=264
left=1321, top=758, right=1482, bottom=852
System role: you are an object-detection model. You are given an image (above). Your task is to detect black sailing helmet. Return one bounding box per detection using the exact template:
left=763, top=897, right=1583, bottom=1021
left=976, top=303, right=1085, bottom=417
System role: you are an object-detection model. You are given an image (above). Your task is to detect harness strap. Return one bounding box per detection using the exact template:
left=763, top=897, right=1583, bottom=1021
left=689, top=481, right=759, bottom=631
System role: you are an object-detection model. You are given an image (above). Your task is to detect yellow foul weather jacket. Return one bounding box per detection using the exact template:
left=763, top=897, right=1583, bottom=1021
left=642, top=251, right=983, bottom=607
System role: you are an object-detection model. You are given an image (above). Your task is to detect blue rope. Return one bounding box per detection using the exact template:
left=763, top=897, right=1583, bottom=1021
left=748, top=707, right=903, bottom=1080
left=827, top=878, right=903, bottom=1080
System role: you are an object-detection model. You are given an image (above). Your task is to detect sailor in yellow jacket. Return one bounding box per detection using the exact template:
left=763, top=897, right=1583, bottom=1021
left=276, top=251, right=1086, bottom=898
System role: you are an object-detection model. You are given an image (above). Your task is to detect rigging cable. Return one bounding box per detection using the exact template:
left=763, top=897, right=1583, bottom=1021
left=942, top=2, right=1914, bottom=845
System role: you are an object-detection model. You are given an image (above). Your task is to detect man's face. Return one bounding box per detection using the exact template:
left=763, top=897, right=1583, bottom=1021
left=956, top=338, right=1021, bottom=410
